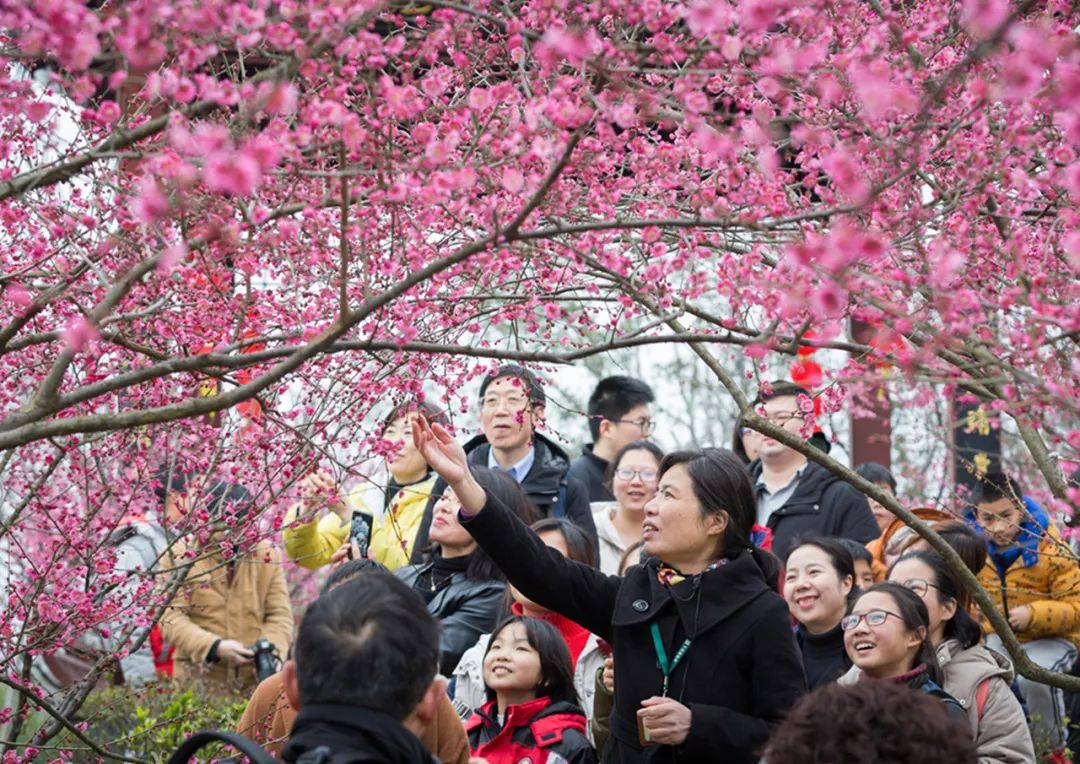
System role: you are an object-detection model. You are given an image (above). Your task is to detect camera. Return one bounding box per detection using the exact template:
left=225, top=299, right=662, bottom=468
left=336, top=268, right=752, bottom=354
left=248, top=638, right=280, bottom=683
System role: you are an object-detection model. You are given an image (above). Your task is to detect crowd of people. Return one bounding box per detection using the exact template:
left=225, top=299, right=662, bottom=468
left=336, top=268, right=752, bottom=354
left=122, top=367, right=1080, bottom=763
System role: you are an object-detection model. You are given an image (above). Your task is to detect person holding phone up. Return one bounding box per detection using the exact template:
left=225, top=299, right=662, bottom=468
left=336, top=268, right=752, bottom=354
left=414, top=416, right=806, bottom=763
left=283, top=402, right=444, bottom=571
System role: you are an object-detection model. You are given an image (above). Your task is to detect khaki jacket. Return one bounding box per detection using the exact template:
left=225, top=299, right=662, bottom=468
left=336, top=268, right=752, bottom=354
left=160, top=539, right=294, bottom=689
left=936, top=639, right=1035, bottom=764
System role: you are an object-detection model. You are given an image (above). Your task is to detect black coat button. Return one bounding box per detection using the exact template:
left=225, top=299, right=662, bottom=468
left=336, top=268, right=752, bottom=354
left=632, top=599, right=649, bottom=612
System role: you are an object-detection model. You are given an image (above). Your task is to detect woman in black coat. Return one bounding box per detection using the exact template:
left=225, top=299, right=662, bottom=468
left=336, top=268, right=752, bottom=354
left=414, top=418, right=806, bottom=763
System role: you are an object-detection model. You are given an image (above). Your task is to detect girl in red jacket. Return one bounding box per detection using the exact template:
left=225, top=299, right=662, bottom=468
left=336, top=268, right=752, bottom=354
left=467, top=616, right=598, bottom=764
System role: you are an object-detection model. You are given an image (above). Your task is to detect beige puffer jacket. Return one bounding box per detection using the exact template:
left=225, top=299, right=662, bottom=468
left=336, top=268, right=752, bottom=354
left=936, top=639, right=1034, bottom=764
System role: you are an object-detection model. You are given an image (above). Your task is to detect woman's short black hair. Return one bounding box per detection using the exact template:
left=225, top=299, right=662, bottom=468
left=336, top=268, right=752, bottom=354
left=788, top=535, right=856, bottom=583
left=603, top=439, right=664, bottom=489
left=854, top=462, right=897, bottom=493
left=531, top=517, right=597, bottom=568
left=658, top=448, right=781, bottom=590
left=929, top=520, right=988, bottom=575
left=848, top=582, right=944, bottom=684
left=483, top=616, right=579, bottom=707
left=889, top=550, right=983, bottom=650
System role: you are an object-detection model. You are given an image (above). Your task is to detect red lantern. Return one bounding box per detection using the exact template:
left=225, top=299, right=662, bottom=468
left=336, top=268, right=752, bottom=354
left=796, top=329, right=817, bottom=358
left=790, top=359, right=823, bottom=388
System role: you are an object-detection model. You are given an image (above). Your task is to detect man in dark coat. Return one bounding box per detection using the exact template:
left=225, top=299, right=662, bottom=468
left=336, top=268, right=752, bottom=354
left=411, top=365, right=597, bottom=561
left=568, top=375, right=656, bottom=503
left=748, top=383, right=878, bottom=561
left=280, top=573, right=443, bottom=764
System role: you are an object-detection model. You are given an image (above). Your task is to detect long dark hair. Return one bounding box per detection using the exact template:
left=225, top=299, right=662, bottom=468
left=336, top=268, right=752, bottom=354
left=849, top=582, right=944, bottom=684
left=531, top=517, right=597, bottom=568
left=438, top=467, right=539, bottom=581
left=658, top=448, right=781, bottom=590
left=483, top=616, right=578, bottom=706
left=890, top=551, right=983, bottom=650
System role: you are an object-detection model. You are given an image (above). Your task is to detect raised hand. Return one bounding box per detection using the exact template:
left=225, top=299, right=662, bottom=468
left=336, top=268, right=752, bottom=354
left=299, top=470, right=346, bottom=518
left=412, top=415, right=488, bottom=515
left=412, top=416, right=469, bottom=486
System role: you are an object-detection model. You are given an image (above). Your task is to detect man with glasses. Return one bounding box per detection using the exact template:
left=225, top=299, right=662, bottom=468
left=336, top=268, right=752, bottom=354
left=568, top=375, right=656, bottom=504
left=749, top=382, right=877, bottom=561
left=410, top=365, right=597, bottom=563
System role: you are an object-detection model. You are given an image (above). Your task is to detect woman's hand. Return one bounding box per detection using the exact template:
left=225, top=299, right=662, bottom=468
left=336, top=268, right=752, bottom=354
left=602, top=656, right=615, bottom=694
left=412, top=416, right=487, bottom=513
left=300, top=471, right=347, bottom=519
left=638, top=696, right=692, bottom=746
left=412, top=417, right=468, bottom=484
left=329, top=540, right=361, bottom=570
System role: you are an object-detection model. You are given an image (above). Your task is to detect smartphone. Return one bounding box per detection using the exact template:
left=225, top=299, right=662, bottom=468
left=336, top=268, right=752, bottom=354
left=349, top=510, right=374, bottom=558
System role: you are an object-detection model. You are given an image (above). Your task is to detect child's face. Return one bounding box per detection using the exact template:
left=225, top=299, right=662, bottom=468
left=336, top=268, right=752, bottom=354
left=868, top=482, right=896, bottom=533
left=853, top=559, right=875, bottom=590
left=975, top=498, right=1025, bottom=546
left=843, top=591, right=923, bottom=680
left=483, top=622, right=542, bottom=696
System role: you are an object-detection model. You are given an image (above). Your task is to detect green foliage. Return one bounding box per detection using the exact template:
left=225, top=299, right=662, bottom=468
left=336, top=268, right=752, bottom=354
left=61, top=679, right=249, bottom=763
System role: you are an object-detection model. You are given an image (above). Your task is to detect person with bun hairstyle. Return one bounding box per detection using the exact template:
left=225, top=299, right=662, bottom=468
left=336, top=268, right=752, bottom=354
left=784, top=537, right=855, bottom=688
left=889, top=551, right=1034, bottom=763
left=838, top=583, right=967, bottom=722
left=414, top=414, right=805, bottom=764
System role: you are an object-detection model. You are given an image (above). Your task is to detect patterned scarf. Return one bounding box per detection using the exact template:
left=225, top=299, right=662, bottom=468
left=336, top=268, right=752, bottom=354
left=656, top=558, right=728, bottom=586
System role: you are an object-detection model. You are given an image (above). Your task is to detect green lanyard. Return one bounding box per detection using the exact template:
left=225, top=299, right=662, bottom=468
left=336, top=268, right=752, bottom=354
left=650, top=623, right=691, bottom=697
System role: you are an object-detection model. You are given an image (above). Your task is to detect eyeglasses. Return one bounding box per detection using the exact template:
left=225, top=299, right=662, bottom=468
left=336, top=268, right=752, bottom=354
left=763, top=411, right=805, bottom=424
left=614, top=468, right=658, bottom=483
left=481, top=394, right=530, bottom=411
left=615, top=417, right=654, bottom=435
left=899, top=578, right=942, bottom=598
left=840, top=609, right=903, bottom=631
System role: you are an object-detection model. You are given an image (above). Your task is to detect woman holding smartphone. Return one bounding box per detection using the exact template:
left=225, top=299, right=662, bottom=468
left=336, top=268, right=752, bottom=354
left=284, top=401, right=443, bottom=571
left=414, top=418, right=805, bottom=763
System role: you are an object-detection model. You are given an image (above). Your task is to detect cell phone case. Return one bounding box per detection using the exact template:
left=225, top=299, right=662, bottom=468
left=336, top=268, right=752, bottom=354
left=637, top=711, right=655, bottom=746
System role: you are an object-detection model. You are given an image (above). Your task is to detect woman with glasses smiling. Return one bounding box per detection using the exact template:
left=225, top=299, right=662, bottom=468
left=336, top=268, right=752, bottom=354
left=592, top=441, right=664, bottom=575
left=888, top=551, right=1034, bottom=762
left=838, top=582, right=967, bottom=722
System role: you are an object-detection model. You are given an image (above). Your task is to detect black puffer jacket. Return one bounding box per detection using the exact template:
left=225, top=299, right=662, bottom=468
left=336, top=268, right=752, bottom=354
left=411, top=433, right=598, bottom=563
left=749, top=460, right=878, bottom=561
left=461, top=493, right=807, bottom=764
left=395, top=562, right=505, bottom=676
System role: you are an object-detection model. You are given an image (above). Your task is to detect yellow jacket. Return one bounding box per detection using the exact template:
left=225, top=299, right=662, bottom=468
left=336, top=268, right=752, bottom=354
left=976, top=521, right=1080, bottom=649
left=282, top=475, right=437, bottom=571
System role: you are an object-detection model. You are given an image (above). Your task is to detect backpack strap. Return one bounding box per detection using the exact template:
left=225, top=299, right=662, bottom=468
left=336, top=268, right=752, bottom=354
left=975, top=677, right=992, bottom=720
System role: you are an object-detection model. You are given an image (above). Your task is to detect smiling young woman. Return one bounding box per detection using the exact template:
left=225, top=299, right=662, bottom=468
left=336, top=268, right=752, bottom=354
left=784, top=537, right=855, bottom=688
left=413, top=416, right=806, bottom=764
left=593, top=440, right=664, bottom=575
left=838, top=583, right=967, bottom=724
